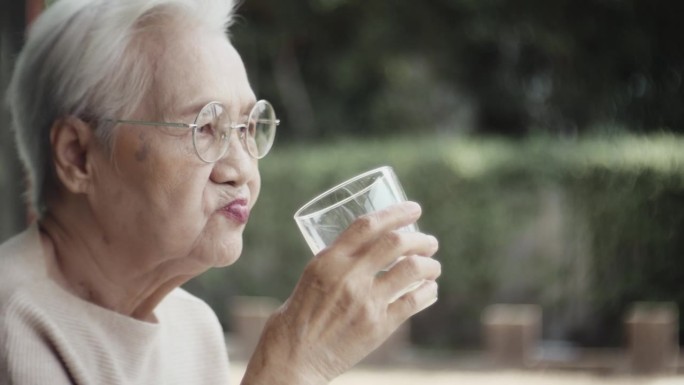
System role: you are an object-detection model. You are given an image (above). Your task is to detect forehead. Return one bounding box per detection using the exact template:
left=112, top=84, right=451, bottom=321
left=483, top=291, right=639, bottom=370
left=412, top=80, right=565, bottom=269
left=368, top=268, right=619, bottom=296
left=152, top=28, right=255, bottom=118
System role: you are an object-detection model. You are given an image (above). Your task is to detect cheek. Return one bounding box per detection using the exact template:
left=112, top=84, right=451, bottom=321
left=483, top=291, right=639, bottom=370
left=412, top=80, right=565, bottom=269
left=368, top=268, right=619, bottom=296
left=134, top=164, right=215, bottom=256
left=109, top=131, right=211, bottom=224
left=154, top=163, right=213, bottom=224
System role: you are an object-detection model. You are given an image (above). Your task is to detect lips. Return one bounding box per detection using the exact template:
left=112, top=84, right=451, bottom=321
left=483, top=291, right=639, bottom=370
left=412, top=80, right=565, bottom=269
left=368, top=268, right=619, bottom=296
left=220, top=199, right=250, bottom=224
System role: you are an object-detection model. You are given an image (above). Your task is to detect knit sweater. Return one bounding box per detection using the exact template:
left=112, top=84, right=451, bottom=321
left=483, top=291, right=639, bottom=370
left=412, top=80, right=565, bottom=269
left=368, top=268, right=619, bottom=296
left=0, top=225, right=232, bottom=384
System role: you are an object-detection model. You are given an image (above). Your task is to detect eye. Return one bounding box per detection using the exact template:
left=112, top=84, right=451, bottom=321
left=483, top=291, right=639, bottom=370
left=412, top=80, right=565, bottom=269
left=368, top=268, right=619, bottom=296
left=196, top=122, right=216, bottom=136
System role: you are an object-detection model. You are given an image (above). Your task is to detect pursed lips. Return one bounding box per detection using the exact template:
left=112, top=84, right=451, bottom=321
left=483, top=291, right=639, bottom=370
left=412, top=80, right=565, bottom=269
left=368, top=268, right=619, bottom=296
left=219, top=198, right=250, bottom=224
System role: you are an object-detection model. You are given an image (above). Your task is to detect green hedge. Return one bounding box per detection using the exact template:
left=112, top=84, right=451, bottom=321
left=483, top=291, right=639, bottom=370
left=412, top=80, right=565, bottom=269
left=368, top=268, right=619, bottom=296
left=185, top=134, right=684, bottom=348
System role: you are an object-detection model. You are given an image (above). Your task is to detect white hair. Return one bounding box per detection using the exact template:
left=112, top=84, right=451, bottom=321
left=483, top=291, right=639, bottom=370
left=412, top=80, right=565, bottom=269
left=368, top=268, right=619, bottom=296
left=6, top=0, right=238, bottom=217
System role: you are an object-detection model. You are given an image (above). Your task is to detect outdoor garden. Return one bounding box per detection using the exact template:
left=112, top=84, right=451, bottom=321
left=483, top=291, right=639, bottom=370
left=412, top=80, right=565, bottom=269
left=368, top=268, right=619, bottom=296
left=2, top=0, right=684, bottom=381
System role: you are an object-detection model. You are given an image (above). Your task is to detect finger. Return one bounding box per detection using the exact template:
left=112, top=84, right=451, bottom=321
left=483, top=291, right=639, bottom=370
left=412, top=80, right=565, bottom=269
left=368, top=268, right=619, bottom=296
left=364, top=231, right=438, bottom=272
left=331, top=201, right=421, bottom=253
left=375, top=255, right=441, bottom=301
left=387, top=280, right=439, bottom=322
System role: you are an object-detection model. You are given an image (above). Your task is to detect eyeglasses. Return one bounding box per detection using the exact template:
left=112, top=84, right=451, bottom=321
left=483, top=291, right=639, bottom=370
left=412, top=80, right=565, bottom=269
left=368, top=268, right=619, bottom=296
left=108, top=100, right=279, bottom=162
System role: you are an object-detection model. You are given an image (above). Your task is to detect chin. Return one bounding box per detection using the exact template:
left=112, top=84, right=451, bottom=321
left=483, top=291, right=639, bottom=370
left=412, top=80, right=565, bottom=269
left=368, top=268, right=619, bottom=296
left=189, top=215, right=245, bottom=267
left=206, top=237, right=243, bottom=268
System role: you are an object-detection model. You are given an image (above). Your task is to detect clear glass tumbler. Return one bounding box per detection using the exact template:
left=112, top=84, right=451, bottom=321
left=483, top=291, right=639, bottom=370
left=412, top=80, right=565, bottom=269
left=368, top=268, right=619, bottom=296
left=294, top=166, right=423, bottom=302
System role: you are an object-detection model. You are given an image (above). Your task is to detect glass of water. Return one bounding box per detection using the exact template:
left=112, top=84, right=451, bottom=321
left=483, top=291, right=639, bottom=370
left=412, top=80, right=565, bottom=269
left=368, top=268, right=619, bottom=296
left=294, top=166, right=423, bottom=301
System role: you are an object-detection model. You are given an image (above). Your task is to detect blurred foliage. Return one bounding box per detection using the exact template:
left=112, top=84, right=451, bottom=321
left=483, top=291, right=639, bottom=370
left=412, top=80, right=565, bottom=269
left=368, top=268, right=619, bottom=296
left=232, top=0, right=684, bottom=139
left=185, top=134, right=684, bottom=348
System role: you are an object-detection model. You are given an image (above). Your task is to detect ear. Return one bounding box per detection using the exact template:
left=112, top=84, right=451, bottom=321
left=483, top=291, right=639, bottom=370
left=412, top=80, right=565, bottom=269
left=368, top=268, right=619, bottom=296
left=50, top=116, right=96, bottom=195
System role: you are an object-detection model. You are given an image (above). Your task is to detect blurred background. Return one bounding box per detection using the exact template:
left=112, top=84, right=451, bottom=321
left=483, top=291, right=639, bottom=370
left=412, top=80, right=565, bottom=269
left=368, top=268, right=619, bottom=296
left=2, top=0, right=684, bottom=375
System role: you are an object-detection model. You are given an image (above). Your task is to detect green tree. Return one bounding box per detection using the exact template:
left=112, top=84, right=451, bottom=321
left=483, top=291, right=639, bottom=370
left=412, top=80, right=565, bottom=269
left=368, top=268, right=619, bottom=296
left=233, top=0, right=684, bottom=139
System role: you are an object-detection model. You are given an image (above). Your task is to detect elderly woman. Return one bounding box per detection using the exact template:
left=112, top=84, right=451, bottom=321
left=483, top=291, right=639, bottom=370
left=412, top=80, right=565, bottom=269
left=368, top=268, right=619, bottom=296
left=0, top=0, right=440, bottom=384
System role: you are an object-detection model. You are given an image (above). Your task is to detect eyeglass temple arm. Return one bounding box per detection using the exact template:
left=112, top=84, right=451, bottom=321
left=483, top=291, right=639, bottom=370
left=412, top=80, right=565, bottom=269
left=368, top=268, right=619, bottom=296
left=109, top=119, right=278, bottom=128
left=233, top=119, right=280, bottom=129
left=104, top=119, right=196, bottom=129
left=255, top=119, right=280, bottom=126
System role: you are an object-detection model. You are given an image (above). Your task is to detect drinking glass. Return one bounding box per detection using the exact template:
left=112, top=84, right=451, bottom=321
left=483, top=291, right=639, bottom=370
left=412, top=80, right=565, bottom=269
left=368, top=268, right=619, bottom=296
left=294, top=166, right=423, bottom=302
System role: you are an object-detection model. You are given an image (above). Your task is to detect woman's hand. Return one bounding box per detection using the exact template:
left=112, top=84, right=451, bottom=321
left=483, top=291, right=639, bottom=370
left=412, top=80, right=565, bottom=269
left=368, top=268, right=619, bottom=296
left=241, top=201, right=441, bottom=385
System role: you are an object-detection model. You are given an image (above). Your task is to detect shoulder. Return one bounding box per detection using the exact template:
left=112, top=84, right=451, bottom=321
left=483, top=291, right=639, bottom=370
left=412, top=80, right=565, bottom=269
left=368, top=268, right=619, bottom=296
left=0, top=226, right=63, bottom=382
left=0, top=225, right=46, bottom=308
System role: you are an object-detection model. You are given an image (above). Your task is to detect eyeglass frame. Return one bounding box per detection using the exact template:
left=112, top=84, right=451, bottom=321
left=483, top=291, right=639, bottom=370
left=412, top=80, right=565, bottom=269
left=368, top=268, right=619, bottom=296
left=104, top=99, right=280, bottom=162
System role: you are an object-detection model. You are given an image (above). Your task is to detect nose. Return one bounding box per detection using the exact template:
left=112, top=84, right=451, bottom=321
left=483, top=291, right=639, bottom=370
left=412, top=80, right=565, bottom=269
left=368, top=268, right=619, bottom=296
left=209, top=128, right=257, bottom=187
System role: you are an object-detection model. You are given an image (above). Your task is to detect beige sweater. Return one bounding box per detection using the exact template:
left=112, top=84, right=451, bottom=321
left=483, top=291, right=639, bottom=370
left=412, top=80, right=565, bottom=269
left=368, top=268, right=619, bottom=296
left=0, top=225, right=231, bottom=384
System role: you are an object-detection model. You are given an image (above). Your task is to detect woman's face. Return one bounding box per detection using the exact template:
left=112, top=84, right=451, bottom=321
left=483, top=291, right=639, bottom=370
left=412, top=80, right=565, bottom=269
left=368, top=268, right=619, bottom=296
left=88, top=27, right=260, bottom=274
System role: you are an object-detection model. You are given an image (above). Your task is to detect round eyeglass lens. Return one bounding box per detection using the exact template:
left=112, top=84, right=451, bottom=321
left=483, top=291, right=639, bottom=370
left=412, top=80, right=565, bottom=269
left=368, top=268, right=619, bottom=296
left=193, top=102, right=229, bottom=163
left=246, top=100, right=277, bottom=159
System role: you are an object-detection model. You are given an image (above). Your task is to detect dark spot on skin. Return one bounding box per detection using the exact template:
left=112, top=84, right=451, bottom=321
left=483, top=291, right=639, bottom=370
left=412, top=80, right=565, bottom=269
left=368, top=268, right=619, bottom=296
left=101, top=233, right=110, bottom=245
left=134, top=132, right=150, bottom=162
left=77, top=281, right=96, bottom=301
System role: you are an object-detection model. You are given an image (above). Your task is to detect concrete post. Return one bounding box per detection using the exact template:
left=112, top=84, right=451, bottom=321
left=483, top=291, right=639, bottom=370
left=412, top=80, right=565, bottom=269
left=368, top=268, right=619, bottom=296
left=625, top=302, right=679, bottom=374
left=482, top=304, right=542, bottom=368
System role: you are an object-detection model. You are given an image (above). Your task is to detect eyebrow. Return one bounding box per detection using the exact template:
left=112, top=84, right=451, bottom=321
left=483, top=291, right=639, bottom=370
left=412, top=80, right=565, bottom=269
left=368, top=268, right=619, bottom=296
left=176, top=100, right=207, bottom=120
left=239, top=103, right=254, bottom=116
left=181, top=99, right=256, bottom=120
left=239, top=97, right=258, bottom=116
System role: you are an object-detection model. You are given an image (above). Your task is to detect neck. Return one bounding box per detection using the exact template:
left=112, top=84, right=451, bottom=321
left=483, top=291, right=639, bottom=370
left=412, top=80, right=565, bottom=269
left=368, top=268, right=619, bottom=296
left=39, top=206, right=198, bottom=322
